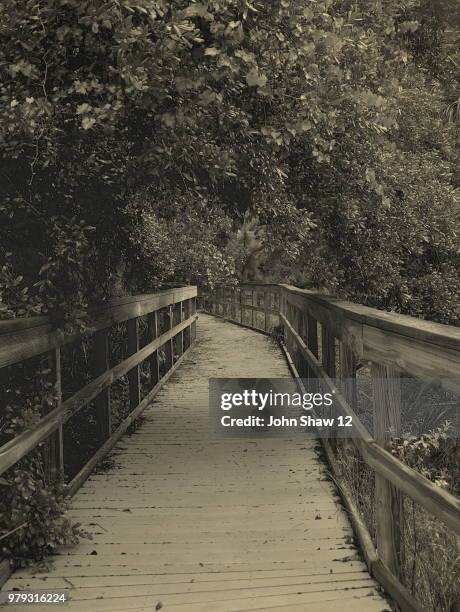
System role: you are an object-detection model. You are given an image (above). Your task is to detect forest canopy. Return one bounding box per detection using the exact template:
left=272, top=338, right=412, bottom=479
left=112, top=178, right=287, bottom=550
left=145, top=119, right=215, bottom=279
left=1, top=0, right=459, bottom=326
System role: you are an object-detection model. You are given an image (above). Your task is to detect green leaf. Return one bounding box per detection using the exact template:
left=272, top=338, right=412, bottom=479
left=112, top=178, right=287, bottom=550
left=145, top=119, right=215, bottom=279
left=204, top=47, right=221, bottom=57
left=245, top=68, right=267, bottom=88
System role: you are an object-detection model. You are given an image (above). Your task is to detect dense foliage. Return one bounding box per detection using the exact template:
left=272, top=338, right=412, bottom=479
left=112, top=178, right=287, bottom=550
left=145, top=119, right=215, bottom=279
left=1, top=0, right=458, bottom=325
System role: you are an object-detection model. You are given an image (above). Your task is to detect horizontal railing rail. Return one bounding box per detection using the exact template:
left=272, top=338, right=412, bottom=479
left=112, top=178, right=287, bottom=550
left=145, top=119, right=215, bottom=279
left=0, top=286, right=198, bottom=494
left=203, top=283, right=460, bottom=612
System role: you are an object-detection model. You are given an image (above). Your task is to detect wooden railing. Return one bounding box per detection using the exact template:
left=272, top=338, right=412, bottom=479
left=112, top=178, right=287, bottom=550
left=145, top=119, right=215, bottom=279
left=203, top=283, right=460, bottom=612
left=0, top=286, right=197, bottom=495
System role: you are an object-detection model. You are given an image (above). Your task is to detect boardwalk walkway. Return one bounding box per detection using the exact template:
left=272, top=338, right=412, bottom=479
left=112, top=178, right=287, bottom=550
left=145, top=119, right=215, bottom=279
left=5, top=314, right=389, bottom=611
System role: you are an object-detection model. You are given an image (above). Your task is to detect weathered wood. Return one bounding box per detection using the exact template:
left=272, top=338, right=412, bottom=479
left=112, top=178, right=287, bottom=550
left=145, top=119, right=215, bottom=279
left=280, top=312, right=460, bottom=535
left=341, top=343, right=357, bottom=406
left=371, top=363, right=403, bottom=576
left=297, top=309, right=307, bottom=378
left=127, top=318, right=141, bottom=410
left=164, top=305, right=174, bottom=369
left=43, top=348, right=64, bottom=479
left=0, top=315, right=197, bottom=477
left=279, top=283, right=460, bottom=349
left=263, top=290, right=269, bottom=332
left=179, top=302, right=184, bottom=357
left=0, top=286, right=197, bottom=370
left=321, top=326, right=336, bottom=378
left=93, top=329, right=112, bottom=443
left=279, top=284, right=460, bottom=388
left=306, top=313, right=318, bottom=359
left=211, top=299, right=278, bottom=317
left=147, top=311, right=159, bottom=387
left=340, top=343, right=357, bottom=452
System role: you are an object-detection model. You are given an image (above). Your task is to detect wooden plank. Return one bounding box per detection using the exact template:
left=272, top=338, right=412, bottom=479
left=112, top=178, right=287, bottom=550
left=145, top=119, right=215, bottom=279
left=8, top=568, right=369, bottom=590
left=42, top=578, right=377, bottom=602
left=282, top=285, right=460, bottom=386
left=14, top=585, right=382, bottom=611
left=263, top=289, right=269, bottom=331
left=127, top=318, right=141, bottom=410
left=179, top=302, right=184, bottom=356
left=363, top=324, right=460, bottom=387
left=371, top=363, right=402, bottom=577
left=43, top=348, right=64, bottom=479
left=0, top=286, right=197, bottom=369
left=147, top=311, right=159, bottom=387
left=321, top=326, right=336, bottom=378
left=164, top=305, right=174, bottom=370
left=341, top=343, right=357, bottom=407
left=93, top=329, right=111, bottom=443
left=279, top=284, right=460, bottom=350
left=306, top=313, right=318, bottom=359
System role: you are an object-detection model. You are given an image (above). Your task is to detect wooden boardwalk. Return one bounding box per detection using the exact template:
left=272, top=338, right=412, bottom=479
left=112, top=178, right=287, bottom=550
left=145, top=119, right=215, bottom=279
left=4, top=314, right=389, bottom=611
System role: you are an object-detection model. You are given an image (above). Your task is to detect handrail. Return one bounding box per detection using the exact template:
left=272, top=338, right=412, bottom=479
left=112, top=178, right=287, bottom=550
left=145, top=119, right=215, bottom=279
left=280, top=284, right=460, bottom=350
left=280, top=284, right=460, bottom=388
left=202, top=282, right=460, bottom=612
left=0, top=286, right=197, bottom=369
left=0, top=286, right=198, bottom=492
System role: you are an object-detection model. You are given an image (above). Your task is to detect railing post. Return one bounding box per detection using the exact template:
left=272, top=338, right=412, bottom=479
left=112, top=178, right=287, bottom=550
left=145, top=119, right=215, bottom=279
left=179, top=301, right=184, bottom=356
left=298, top=309, right=307, bottom=378
left=264, top=289, right=269, bottom=332
left=148, top=311, right=160, bottom=387
left=321, top=327, right=336, bottom=378
left=321, top=325, right=336, bottom=442
left=43, top=348, right=64, bottom=480
left=371, top=363, right=402, bottom=577
left=340, top=343, right=358, bottom=452
left=275, top=288, right=281, bottom=327
left=191, top=297, right=197, bottom=341
left=93, top=329, right=112, bottom=444
left=239, top=287, right=243, bottom=324
left=341, top=343, right=357, bottom=406
left=164, top=305, right=174, bottom=369
left=292, top=307, right=301, bottom=371
left=127, top=318, right=141, bottom=409
left=306, top=314, right=318, bottom=360
left=251, top=289, right=254, bottom=328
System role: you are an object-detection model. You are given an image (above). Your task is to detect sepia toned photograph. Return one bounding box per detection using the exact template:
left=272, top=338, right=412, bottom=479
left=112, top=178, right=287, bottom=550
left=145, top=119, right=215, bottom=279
left=0, top=1, right=459, bottom=611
